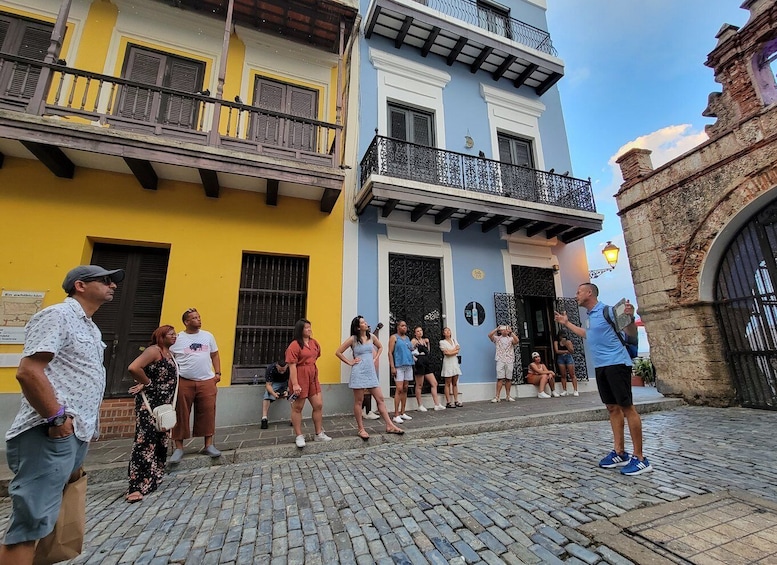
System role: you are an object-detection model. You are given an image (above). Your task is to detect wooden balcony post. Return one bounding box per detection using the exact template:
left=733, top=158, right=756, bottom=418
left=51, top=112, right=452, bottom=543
left=334, top=19, right=345, bottom=166
left=26, top=0, right=72, bottom=115
left=208, top=0, right=235, bottom=147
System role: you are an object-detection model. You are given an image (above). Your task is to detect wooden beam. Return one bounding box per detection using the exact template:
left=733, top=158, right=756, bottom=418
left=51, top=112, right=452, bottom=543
left=0, top=150, right=5, bottom=169
left=536, top=72, right=563, bottom=96
left=506, top=218, right=532, bottom=234
left=320, top=188, right=340, bottom=213
left=421, top=26, right=441, bottom=57
left=458, top=211, right=484, bottom=230
left=410, top=203, right=433, bottom=222
left=447, top=37, right=468, bottom=66
left=560, top=227, right=596, bottom=244
left=470, top=46, right=493, bottom=73
left=395, top=15, right=413, bottom=49
left=266, top=178, right=279, bottom=206
left=382, top=199, right=399, bottom=218
left=493, top=55, right=517, bottom=81
left=513, top=63, right=538, bottom=88
left=435, top=206, right=457, bottom=224
left=21, top=141, right=74, bottom=178
left=123, top=157, right=157, bottom=190
left=545, top=224, right=570, bottom=239
left=481, top=215, right=507, bottom=233
left=364, top=5, right=381, bottom=39
left=199, top=168, right=220, bottom=198
left=526, top=221, right=553, bottom=237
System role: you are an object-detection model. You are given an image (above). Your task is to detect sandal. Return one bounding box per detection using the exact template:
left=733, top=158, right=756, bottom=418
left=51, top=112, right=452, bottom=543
left=446, top=402, right=455, bottom=408
left=386, top=428, right=405, bottom=435
left=357, top=428, right=370, bottom=440
left=455, top=401, right=463, bottom=407
left=125, top=492, right=143, bottom=504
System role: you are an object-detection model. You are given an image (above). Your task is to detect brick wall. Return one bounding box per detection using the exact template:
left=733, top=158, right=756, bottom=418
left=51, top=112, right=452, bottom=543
left=98, top=398, right=136, bottom=439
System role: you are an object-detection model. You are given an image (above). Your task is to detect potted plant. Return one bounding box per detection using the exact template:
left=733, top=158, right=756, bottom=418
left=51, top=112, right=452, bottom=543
left=632, top=357, right=655, bottom=386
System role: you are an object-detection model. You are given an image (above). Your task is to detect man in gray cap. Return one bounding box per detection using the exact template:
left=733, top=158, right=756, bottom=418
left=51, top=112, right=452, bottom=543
left=0, top=265, right=123, bottom=565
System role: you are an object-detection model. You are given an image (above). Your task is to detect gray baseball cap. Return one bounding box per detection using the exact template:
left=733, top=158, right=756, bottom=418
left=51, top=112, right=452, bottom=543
left=62, top=265, right=125, bottom=293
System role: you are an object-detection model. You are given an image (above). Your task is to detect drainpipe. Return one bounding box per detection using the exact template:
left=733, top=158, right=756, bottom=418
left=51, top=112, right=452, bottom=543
left=26, top=0, right=72, bottom=115
left=208, top=0, right=235, bottom=147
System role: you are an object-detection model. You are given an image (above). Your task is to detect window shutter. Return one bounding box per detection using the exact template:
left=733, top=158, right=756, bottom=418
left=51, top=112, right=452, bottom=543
left=253, top=79, right=285, bottom=144
left=498, top=135, right=512, bottom=163
left=389, top=107, right=407, bottom=140
left=412, top=113, right=432, bottom=146
left=118, top=48, right=164, bottom=121
left=161, top=57, right=202, bottom=127
left=0, top=18, right=11, bottom=52
left=7, top=21, right=52, bottom=99
left=287, top=86, right=316, bottom=150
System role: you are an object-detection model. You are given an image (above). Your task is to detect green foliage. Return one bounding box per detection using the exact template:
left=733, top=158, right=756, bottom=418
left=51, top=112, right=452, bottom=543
left=633, top=357, right=655, bottom=385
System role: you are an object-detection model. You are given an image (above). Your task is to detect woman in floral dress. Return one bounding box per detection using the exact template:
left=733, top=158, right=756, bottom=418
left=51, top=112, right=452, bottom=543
left=125, top=325, right=178, bottom=503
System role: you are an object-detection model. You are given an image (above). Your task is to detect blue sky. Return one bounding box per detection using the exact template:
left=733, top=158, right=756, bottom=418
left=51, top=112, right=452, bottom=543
left=546, top=1, right=750, bottom=315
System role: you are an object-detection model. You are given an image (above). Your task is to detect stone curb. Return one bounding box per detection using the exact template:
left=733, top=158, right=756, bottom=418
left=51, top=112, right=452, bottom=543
left=0, top=397, right=683, bottom=494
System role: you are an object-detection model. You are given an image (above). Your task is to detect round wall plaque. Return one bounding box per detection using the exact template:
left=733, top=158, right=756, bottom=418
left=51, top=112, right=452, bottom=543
left=471, top=269, right=485, bottom=280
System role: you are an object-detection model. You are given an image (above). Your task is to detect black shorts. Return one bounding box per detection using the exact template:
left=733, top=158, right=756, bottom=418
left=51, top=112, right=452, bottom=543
left=414, top=356, right=431, bottom=376
left=595, top=364, right=633, bottom=407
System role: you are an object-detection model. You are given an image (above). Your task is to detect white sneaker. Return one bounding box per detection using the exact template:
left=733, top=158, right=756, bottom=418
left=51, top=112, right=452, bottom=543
left=393, top=416, right=404, bottom=424
left=417, top=405, right=428, bottom=412
left=295, top=435, right=306, bottom=448
left=400, top=413, right=412, bottom=421
left=552, top=391, right=560, bottom=398
left=507, top=396, right=515, bottom=402
left=315, top=432, right=332, bottom=442
left=573, top=390, right=579, bottom=397
left=433, top=404, right=446, bottom=411
left=490, top=397, right=500, bottom=403
left=364, top=411, right=380, bottom=420
left=560, top=391, right=569, bottom=397
left=538, top=392, right=551, bottom=399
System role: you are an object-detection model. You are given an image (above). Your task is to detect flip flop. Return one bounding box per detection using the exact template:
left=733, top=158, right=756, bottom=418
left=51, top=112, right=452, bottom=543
left=386, top=428, right=405, bottom=435
left=125, top=492, right=143, bottom=504
left=357, top=428, right=370, bottom=440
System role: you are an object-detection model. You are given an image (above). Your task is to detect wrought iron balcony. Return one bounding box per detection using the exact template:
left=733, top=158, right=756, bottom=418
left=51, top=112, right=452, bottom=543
left=0, top=54, right=343, bottom=210
left=357, top=135, right=601, bottom=243
left=365, top=0, right=563, bottom=94
left=412, top=0, right=556, bottom=57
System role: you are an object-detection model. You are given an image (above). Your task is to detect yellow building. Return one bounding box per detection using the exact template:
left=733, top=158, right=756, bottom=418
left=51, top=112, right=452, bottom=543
left=0, top=0, right=359, bottom=436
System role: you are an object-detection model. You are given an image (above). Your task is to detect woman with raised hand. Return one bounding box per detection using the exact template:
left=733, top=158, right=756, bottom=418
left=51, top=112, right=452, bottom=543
left=336, top=316, right=404, bottom=439
left=126, top=325, right=179, bottom=503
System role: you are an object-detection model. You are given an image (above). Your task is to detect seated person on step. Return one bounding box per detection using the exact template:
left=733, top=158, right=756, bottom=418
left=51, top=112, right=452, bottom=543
left=261, top=360, right=289, bottom=429
left=527, top=352, right=559, bottom=399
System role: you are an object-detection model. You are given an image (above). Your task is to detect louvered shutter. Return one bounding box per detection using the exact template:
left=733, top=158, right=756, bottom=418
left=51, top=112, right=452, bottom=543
left=118, top=48, right=164, bottom=121
left=287, top=86, right=316, bottom=150
left=498, top=135, right=512, bottom=163
left=412, top=113, right=432, bottom=146
left=253, top=79, right=285, bottom=145
left=0, top=18, right=11, bottom=51
left=7, top=21, right=52, bottom=99
left=389, top=107, right=407, bottom=140
left=160, top=57, right=202, bottom=128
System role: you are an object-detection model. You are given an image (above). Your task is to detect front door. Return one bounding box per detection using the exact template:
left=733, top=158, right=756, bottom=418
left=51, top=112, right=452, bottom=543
left=90, top=244, right=170, bottom=397
left=388, top=254, right=444, bottom=396
left=512, top=265, right=556, bottom=372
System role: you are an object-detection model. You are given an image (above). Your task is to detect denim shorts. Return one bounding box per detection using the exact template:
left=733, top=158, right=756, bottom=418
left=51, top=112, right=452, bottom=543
left=4, top=426, right=88, bottom=544
left=264, top=381, right=288, bottom=401
left=557, top=353, right=574, bottom=366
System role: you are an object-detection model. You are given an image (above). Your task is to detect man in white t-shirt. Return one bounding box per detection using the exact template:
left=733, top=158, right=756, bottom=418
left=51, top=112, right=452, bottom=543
left=169, top=308, right=221, bottom=463
left=487, top=325, right=519, bottom=402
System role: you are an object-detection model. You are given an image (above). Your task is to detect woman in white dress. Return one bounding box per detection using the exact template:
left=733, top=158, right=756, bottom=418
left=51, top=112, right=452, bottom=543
left=439, top=327, right=462, bottom=407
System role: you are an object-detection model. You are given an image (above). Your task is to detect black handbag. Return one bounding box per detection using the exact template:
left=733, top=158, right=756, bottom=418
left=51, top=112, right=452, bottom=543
left=456, top=355, right=462, bottom=364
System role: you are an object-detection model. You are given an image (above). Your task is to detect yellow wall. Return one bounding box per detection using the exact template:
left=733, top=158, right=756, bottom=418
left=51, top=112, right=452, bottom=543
left=0, top=157, right=344, bottom=392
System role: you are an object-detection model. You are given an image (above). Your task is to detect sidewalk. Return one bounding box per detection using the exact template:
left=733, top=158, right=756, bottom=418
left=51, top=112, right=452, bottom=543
left=0, top=387, right=680, bottom=493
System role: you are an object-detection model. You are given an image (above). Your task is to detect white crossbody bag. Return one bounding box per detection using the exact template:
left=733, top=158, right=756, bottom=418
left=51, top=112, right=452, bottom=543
left=140, top=356, right=179, bottom=432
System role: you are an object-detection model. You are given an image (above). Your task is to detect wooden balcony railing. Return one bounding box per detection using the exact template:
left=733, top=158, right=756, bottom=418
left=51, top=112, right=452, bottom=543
left=0, top=54, right=341, bottom=167
left=360, top=135, right=596, bottom=213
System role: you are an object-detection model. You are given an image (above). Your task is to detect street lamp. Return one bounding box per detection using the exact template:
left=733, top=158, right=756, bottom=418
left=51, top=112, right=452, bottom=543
left=589, top=241, right=620, bottom=279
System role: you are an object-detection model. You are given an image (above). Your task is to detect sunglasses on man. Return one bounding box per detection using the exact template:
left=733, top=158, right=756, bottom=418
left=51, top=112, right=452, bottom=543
left=80, top=275, right=116, bottom=286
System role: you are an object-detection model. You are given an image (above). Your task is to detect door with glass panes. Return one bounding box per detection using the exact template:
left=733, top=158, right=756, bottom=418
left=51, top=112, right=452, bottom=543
left=388, top=104, right=438, bottom=184
left=498, top=133, right=537, bottom=201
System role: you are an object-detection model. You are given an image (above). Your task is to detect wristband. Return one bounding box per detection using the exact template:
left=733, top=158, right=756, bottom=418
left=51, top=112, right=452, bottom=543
left=45, top=405, right=66, bottom=424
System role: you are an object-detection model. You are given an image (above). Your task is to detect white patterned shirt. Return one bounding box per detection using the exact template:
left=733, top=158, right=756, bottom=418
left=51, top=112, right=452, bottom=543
left=5, top=297, right=107, bottom=442
left=493, top=335, right=516, bottom=363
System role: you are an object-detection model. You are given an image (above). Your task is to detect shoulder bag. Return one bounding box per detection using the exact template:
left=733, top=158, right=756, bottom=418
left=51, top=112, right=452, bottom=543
left=141, top=357, right=179, bottom=432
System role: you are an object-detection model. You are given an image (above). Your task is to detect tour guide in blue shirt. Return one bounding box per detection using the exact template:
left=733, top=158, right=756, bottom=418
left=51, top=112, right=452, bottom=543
left=554, top=282, right=652, bottom=476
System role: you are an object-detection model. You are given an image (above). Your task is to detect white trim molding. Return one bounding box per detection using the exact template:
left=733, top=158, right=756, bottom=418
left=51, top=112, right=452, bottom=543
left=370, top=48, right=450, bottom=149
left=481, top=83, right=546, bottom=170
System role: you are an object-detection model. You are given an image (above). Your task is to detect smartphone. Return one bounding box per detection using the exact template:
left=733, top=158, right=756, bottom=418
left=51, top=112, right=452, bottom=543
left=288, top=392, right=299, bottom=402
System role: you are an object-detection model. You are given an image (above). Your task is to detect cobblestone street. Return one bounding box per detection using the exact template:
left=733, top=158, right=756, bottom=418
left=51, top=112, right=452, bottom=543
left=2, top=405, right=776, bottom=564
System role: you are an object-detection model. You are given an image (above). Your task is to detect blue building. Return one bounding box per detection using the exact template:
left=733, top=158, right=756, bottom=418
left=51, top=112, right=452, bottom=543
left=348, top=0, right=604, bottom=402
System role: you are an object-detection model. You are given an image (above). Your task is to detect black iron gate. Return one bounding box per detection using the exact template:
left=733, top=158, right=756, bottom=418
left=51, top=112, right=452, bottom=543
left=715, top=201, right=777, bottom=409
left=388, top=254, right=444, bottom=395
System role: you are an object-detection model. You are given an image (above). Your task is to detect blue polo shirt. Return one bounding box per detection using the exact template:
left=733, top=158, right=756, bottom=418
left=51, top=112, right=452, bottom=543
left=585, top=302, right=633, bottom=368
